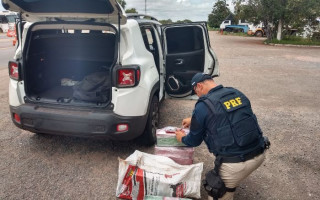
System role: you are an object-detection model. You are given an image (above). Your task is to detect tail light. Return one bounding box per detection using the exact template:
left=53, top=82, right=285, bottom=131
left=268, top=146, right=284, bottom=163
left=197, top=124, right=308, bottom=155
left=117, top=124, right=129, bottom=132
left=117, top=67, right=140, bottom=88
left=13, top=113, right=21, bottom=124
left=8, top=61, right=19, bottom=80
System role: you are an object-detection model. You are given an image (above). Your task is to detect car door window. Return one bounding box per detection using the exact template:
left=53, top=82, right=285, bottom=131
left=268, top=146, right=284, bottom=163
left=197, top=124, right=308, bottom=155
left=166, top=26, right=204, bottom=54
left=141, top=27, right=156, bottom=51
left=140, top=25, right=160, bottom=72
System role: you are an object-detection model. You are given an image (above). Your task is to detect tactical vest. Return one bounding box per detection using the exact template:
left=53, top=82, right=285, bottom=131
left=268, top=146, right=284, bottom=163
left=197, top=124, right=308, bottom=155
left=198, top=86, right=265, bottom=157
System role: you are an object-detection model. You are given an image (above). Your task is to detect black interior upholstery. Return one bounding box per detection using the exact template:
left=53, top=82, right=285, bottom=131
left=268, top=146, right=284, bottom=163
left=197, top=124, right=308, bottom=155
left=28, top=30, right=116, bottom=62
left=25, top=30, right=116, bottom=103
left=165, top=26, right=205, bottom=96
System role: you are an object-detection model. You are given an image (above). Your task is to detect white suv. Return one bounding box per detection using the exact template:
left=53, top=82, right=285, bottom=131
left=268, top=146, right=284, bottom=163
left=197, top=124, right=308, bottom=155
left=4, top=0, right=219, bottom=145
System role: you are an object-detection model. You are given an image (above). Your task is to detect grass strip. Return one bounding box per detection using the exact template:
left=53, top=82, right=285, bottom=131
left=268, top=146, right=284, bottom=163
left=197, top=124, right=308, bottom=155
left=267, top=36, right=320, bottom=46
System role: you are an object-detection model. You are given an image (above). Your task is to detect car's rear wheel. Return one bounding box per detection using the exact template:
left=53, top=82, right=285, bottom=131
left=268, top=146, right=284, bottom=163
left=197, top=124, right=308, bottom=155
left=138, top=95, right=159, bottom=146
left=225, top=28, right=232, bottom=32
left=255, top=31, right=263, bottom=37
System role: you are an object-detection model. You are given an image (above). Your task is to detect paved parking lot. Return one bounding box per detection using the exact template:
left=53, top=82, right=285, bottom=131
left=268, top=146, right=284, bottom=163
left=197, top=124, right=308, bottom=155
left=0, top=33, right=15, bottom=68
left=0, top=32, right=319, bottom=199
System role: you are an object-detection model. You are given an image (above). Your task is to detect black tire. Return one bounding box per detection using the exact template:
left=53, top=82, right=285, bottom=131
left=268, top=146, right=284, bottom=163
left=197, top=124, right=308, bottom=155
left=225, top=28, right=232, bottom=32
left=255, top=31, right=263, bottom=37
left=138, top=95, right=159, bottom=146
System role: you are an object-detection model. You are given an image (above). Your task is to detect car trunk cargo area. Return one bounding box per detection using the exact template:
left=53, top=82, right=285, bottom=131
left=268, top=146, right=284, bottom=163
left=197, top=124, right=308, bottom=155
left=24, top=25, right=117, bottom=107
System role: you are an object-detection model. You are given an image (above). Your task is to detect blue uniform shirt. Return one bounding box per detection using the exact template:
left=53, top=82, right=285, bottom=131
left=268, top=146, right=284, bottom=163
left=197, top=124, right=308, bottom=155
left=182, top=85, right=224, bottom=147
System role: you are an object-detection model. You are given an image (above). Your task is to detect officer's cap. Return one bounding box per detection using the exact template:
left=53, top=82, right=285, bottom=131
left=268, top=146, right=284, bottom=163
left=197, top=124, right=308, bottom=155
left=191, top=73, right=212, bottom=87
left=190, top=73, right=213, bottom=95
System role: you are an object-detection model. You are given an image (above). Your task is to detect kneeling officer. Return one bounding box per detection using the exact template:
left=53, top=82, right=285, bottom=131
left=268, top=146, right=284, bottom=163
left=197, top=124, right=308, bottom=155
left=175, top=73, right=270, bottom=200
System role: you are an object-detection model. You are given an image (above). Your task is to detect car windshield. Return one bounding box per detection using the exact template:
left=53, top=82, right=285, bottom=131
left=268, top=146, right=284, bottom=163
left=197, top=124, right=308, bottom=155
left=6, top=15, right=17, bottom=23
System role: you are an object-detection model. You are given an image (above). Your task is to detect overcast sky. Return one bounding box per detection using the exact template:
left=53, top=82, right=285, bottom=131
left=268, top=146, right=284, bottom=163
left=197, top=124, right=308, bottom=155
left=126, top=0, right=234, bottom=21
left=0, top=0, right=234, bottom=22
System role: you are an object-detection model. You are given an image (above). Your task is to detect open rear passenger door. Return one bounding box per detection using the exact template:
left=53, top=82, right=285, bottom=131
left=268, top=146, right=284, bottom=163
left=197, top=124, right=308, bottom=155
left=162, top=22, right=219, bottom=98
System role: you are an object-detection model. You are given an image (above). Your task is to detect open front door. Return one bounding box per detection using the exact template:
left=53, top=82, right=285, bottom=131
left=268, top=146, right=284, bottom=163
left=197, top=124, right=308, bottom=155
left=162, top=22, right=218, bottom=98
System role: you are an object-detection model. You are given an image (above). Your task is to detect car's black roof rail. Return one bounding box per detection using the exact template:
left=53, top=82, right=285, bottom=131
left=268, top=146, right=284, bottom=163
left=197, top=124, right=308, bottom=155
left=126, top=14, right=158, bottom=22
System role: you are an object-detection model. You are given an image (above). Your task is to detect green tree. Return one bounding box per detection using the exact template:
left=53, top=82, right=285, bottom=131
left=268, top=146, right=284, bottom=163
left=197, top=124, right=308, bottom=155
left=176, top=19, right=193, bottom=23
left=234, top=0, right=283, bottom=40
left=285, top=0, right=320, bottom=33
left=126, top=8, right=138, bottom=13
left=117, top=0, right=126, bottom=9
left=234, top=0, right=320, bottom=41
left=208, top=0, right=232, bottom=28
left=159, top=19, right=173, bottom=24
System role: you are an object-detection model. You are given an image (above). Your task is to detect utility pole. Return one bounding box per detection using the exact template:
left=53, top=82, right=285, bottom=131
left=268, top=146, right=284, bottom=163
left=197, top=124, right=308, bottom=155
left=145, top=0, right=147, bottom=14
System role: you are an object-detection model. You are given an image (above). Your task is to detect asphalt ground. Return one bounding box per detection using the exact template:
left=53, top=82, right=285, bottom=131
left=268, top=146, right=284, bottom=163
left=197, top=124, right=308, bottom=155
left=0, top=33, right=15, bottom=68
left=0, top=32, right=319, bottom=199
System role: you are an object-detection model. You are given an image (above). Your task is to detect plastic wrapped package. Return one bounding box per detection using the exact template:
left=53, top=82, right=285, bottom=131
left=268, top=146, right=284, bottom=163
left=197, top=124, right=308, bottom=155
left=116, top=151, right=203, bottom=199
left=156, top=134, right=186, bottom=147
left=156, top=127, right=189, bottom=135
left=156, top=127, right=189, bottom=147
left=164, top=126, right=177, bottom=133
left=154, top=146, right=194, bottom=165
left=60, top=78, right=79, bottom=86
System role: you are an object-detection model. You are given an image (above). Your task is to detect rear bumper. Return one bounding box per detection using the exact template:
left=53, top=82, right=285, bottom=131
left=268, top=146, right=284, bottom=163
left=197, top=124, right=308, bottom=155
left=10, top=104, right=148, bottom=140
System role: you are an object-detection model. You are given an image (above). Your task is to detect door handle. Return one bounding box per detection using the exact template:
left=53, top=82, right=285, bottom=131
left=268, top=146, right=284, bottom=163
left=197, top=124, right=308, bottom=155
left=175, top=59, right=184, bottom=65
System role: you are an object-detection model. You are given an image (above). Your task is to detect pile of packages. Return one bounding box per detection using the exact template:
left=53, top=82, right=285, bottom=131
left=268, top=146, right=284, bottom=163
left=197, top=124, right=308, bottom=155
left=154, top=126, right=194, bottom=165
left=116, top=127, right=201, bottom=200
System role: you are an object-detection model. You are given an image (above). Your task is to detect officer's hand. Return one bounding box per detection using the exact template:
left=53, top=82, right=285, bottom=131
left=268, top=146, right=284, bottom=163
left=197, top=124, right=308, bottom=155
left=175, top=130, right=186, bottom=143
left=182, top=117, right=191, bottom=128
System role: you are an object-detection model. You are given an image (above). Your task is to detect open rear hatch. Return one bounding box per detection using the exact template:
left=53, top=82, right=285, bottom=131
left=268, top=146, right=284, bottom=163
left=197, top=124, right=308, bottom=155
left=1, top=0, right=127, bottom=24
left=2, top=0, right=127, bottom=107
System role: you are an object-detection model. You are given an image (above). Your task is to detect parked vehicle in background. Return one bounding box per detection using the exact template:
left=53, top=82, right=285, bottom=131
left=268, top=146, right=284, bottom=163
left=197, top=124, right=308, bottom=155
left=0, top=10, right=17, bottom=33
left=220, top=19, right=250, bottom=33
left=251, top=27, right=265, bottom=37
left=245, top=22, right=264, bottom=37
left=221, top=19, right=266, bottom=37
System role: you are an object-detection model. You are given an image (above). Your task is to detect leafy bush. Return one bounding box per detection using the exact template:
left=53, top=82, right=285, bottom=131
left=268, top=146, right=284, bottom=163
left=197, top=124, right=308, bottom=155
left=223, top=32, right=250, bottom=37
left=207, top=27, right=220, bottom=31
left=268, top=35, right=320, bottom=46
left=312, top=32, right=320, bottom=41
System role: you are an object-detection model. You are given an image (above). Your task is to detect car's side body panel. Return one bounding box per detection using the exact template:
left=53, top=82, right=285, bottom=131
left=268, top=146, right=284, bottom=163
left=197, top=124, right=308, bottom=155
left=114, top=19, right=159, bottom=116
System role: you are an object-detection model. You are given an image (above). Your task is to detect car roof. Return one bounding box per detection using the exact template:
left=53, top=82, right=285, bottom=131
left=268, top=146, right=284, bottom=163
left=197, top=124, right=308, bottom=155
left=127, top=14, right=161, bottom=25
